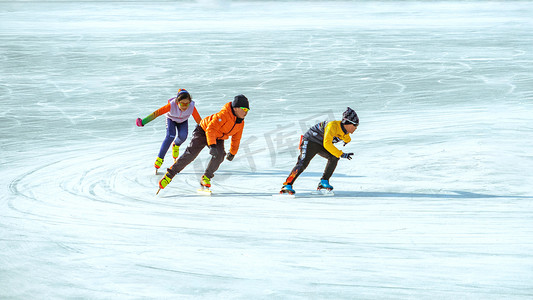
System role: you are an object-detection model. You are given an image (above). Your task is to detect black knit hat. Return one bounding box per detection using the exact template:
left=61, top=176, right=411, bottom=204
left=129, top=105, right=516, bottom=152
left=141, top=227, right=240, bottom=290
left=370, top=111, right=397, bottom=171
left=232, top=94, right=249, bottom=109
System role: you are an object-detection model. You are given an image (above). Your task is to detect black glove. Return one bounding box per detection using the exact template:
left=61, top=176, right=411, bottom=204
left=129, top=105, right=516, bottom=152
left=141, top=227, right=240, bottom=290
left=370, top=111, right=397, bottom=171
left=209, top=145, right=219, bottom=158
left=341, top=152, right=354, bottom=160
left=226, top=153, right=235, bottom=161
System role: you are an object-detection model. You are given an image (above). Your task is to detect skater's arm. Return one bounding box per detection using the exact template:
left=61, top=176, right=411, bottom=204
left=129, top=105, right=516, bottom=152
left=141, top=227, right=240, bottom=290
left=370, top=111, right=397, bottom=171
left=229, top=128, right=243, bottom=155
left=342, top=135, right=352, bottom=145
left=204, top=112, right=225, bottom=146
left=141, top=103, right=171, bottom=126
left=192, top=107, right=202, bottom=124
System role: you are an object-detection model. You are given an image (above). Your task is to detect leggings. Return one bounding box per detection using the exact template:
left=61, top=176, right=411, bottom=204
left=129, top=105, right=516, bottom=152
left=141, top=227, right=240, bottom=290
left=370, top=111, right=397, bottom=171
left=158, top=118, right=189, bottom=159
left=284, top=139, right=339, bottom=186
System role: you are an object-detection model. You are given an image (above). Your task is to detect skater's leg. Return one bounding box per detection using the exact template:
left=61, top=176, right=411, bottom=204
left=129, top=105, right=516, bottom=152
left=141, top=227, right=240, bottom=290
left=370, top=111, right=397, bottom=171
left=173, top=121, right=189, bottom=147
left=158, top=118, right=177, bottom=159
left=316, top=147, right=340, bottom=181
left=166, top=126, right=207, bottom=178
left=322, top=156, right=339, bottom=181
left=171, top=121, right=188, bottom=159
left=283, top=140, right=318, bottom=185
left=204, top=139, right=226, bottom=179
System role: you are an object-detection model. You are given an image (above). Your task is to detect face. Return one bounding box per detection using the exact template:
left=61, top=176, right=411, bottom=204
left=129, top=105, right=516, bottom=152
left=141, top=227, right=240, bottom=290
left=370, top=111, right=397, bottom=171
left=177, top=98, right=191, bottom=111
left=344, top=123, right=358, bottom=134
left=233, top=107, right=249, bottom=119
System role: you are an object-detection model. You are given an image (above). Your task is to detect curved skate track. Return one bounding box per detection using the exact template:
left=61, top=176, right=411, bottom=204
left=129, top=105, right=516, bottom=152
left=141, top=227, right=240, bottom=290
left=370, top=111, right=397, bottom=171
left=2, top=1, right=533, bottom=299
left=3, top=141, right=532, bottom=298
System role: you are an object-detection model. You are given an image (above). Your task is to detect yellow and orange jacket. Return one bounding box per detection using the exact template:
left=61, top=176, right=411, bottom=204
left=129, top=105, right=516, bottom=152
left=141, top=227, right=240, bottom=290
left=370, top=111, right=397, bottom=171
left=303, top=120, right=351, bottom=158
left=200, top=102, right=245, bottom=156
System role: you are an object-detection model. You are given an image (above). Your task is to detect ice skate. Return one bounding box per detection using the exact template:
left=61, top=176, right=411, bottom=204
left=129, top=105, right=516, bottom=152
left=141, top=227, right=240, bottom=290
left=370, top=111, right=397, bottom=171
left=154, top=157, right=163, bottom=174
left=317, top=179, right=333, bottom=191
left=197, top=175, right=212, bottom=195
left=280, top=184, right=296, bottom=195
left=316, top=179, right=334, bottom=196
left=172, top=144, right=180, bottom=162
left=156, top=174, right=172, bottom=195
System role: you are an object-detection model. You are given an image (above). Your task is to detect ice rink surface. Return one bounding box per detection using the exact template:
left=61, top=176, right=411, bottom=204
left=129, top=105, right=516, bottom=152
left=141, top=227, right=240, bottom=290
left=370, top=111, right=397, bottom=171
left=1, top=0, right=533, bottom=298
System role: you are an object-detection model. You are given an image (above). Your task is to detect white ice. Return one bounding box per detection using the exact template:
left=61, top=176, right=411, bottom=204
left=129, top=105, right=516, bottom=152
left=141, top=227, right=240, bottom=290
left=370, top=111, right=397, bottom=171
left=1, top=1, right=533, bottom=299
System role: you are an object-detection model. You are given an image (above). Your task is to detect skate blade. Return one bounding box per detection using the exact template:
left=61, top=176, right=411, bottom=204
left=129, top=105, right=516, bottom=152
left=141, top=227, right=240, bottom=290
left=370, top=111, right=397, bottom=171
left=273, top=192, right=295, bottom=199
left=156, top=188, right=161, bottom=195
left=197, top=188, right=212, bottom=196
left=314, top=189, right=334, bottom=196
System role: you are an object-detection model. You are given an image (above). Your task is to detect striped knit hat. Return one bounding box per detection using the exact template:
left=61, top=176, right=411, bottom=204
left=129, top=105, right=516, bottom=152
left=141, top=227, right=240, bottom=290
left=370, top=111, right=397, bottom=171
left=342, top=107, right=359, bottom=125
left=176, top=89, right=191, bottom=100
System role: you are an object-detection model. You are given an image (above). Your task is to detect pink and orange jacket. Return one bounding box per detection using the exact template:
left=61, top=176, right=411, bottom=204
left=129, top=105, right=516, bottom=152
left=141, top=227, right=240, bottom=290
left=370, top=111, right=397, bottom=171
left=140, top=98, right=201, bottom=126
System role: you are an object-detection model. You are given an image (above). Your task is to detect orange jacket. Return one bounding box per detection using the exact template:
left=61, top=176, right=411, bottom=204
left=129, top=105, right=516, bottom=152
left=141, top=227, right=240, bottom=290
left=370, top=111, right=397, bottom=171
left=200, top=102, right=245, bottom=155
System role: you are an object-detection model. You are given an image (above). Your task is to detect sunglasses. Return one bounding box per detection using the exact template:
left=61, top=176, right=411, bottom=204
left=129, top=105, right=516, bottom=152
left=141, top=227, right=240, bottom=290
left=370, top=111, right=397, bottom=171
left=178, top=101, right=191, bottom=107
left=239, top=107, right=250, bottom=112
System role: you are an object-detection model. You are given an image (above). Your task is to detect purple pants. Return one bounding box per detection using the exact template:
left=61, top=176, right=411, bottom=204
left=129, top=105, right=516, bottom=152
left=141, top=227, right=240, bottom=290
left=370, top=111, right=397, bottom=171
left=158, top=118, right=188, bottom=159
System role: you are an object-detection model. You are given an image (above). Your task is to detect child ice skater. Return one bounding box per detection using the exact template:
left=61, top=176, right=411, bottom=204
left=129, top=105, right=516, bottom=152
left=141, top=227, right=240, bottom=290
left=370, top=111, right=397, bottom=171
left=136, top=89, right=202, bottom=173
left=158, top=94, right=250, bottom=192
left=280, top=107, right=359, bottom=195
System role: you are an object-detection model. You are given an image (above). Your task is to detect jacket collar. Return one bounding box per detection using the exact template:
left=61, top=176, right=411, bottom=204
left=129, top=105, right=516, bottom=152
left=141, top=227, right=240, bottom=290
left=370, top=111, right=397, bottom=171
left=340, top=122, right=348, bottom=134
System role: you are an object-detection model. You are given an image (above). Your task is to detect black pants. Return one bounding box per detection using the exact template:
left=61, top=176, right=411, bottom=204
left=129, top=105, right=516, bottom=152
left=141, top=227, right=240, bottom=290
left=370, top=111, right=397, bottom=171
left=166, top=125, right=226, bottom=179
left=284, top=139, right=339, bottom=185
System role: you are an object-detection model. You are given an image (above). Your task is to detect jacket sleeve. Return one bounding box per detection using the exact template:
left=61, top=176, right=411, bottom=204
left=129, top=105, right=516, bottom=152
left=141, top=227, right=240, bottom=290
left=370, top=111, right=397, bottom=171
left=342, top=135, right=352, bottom=144
left=323, top=122, right=343, bottom=158
left=229, top=126, right=243, bottom=155
left=192, top=107, right=202, bottom=124
left=204, top=111, right=226, bottom=146
left=141, top=103, right=171, bottom=126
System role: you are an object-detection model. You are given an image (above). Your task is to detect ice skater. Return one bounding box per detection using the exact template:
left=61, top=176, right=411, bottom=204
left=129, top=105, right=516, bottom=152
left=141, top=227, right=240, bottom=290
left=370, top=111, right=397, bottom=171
left=280, top=107, right=359, bottom=195
left=136, top=89, right=202, bottom=174
left=157, top=94, right=250, bottom=193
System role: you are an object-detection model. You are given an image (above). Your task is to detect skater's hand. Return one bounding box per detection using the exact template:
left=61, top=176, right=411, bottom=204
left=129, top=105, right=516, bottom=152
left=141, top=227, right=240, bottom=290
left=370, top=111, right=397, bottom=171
left=136, top=118, right=144, bottom=127
left=341, top=152, right=353, bottom=160
left=208, top=145, right=219, bottom=158
left=226, top=153, right=235, bottom=161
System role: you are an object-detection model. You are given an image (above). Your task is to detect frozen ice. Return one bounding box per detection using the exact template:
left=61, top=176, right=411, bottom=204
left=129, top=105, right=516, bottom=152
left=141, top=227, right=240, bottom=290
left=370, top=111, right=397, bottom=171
left=1, top=1, right=533, bottom=298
